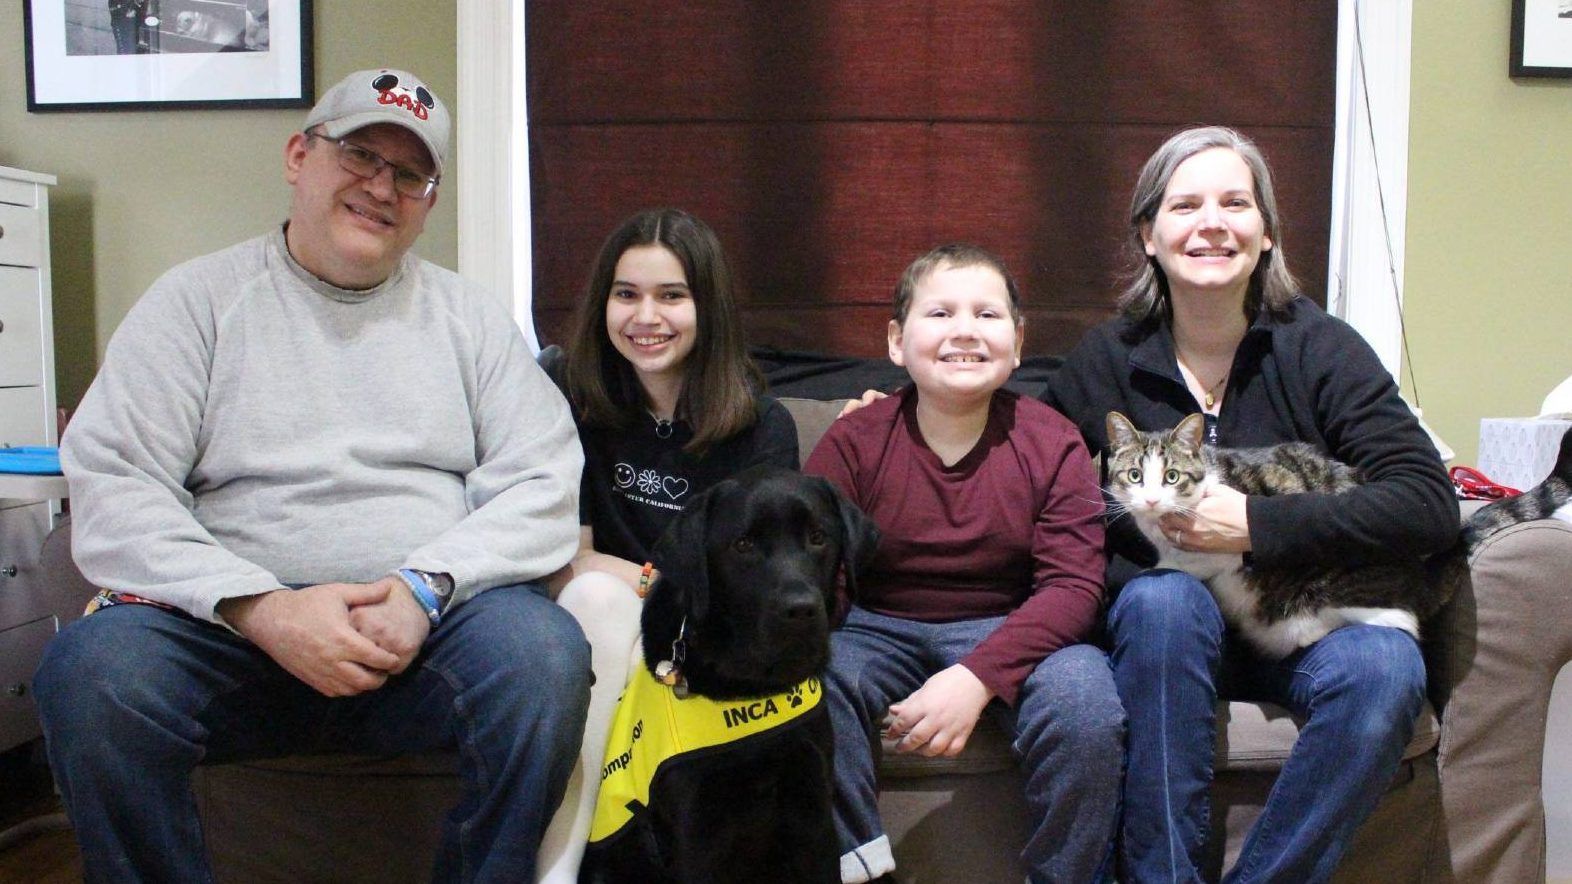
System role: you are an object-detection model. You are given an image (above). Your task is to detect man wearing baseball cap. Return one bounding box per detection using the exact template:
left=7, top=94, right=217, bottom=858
left=36, top=68, right=590, bottom=882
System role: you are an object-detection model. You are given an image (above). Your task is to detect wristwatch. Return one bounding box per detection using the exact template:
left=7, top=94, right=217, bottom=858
left=396, top=569, right=454, bottom=626
left=412, top=569, right=454, bottom=608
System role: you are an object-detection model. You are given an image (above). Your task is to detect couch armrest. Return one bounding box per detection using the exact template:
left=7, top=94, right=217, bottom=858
left=1428, top=511, right=1572, bottom=881
left=37, top=514, right=97, bottom=630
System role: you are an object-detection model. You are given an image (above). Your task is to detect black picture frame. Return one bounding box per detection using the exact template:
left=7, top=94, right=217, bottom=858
left=24, top=0, right=314, bottom=111
left=1511, top=0, right=1572, bottom=78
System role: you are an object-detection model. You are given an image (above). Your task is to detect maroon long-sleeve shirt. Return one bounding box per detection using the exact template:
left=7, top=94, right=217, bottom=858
left=804, top=386, right=1106, bottom=706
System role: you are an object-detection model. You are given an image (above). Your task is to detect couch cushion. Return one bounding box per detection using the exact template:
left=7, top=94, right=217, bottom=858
left=779, top=396, right=848, bottom=461
left=877, top=698, right=1440, bottom=780
left=193, top=753, right=462, bottom=884
left=1218, top=699, right=1440, bottom=772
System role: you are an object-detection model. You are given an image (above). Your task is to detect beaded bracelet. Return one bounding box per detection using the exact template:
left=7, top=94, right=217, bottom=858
left=637, top=562, right=656, bottom=598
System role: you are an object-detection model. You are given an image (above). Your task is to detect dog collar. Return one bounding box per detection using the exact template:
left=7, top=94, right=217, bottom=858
left=654, top=616, right=689, bottom=697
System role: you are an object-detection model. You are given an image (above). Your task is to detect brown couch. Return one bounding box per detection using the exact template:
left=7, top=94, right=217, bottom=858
left=35, top=396, right=1572, bottom=882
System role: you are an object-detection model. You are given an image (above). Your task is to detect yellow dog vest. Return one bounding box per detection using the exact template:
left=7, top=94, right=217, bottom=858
left=589, top=666, right=825, bottom=844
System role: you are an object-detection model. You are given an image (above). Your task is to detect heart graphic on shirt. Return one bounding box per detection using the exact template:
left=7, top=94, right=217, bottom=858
left=662, top=477, right=689, bottom=499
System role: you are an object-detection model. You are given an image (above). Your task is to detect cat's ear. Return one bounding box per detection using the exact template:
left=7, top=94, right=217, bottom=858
left=1172, top=413, right=1207, bottom=451
left=1106, top=411, right=1140, bottom=449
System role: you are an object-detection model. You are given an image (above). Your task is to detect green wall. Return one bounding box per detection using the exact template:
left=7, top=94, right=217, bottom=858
left=0, top=2, right=458, bottom=408
left=1407, top=1, right=1572, bottom=465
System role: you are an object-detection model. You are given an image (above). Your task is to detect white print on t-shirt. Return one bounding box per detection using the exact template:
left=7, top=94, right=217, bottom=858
left=614, top=462, right=690, bottom=501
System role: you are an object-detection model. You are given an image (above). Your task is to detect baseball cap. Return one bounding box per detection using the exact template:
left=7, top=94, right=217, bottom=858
left=304, top=68, right=451, bottom=179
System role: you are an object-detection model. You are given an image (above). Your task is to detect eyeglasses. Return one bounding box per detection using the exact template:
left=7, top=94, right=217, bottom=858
left=306, top=132, right=439, bottom=200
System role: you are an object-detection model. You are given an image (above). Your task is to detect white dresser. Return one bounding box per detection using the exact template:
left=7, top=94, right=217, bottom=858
left=0, top=165, right=62, bottom=752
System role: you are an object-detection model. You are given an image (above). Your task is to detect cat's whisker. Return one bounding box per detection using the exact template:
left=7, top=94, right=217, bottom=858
left=1100, top=497, right=1137, bottom=514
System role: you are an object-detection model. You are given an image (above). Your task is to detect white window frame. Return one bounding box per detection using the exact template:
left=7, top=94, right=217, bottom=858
left=456, top=0, right=536, bottom=350
left=459, top=3, right=1411, bottom=373
left=1327, top=0, right=1412, bottom=381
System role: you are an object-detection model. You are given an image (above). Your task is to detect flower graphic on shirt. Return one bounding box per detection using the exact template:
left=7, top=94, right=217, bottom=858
left=637, top=469, right=662, bottom=495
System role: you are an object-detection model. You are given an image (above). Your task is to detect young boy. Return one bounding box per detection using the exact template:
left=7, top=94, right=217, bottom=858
left=803, top=244, right=1123, bottom=883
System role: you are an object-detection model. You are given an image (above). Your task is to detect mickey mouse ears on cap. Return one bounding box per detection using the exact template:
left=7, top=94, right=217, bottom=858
left=304, top=68, right=451, bottom=178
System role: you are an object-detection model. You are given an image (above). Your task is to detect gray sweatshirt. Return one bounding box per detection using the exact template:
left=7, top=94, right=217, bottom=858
left=61, top=228, right=583, bottom=623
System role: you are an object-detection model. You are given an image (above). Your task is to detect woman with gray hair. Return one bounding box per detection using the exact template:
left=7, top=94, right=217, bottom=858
left=1047, top=127, right=1457, bottom=882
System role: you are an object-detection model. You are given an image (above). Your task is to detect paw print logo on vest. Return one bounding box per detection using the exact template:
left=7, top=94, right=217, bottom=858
left=786, top=683, right=804, bottom=708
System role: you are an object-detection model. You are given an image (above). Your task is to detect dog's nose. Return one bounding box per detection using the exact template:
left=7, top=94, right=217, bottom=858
left=782, top=598, right=820, bottom=621
left=774, top=582, right=825, bottom=623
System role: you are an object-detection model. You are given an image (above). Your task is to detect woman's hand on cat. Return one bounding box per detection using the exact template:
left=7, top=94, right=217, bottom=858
left=885, top=664, right=993, bottom=758
left=1161, top=483, right=1253, bottom=552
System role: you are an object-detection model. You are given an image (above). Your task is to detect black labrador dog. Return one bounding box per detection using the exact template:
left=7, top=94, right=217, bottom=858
left=580, top=466, right=879, bottom=884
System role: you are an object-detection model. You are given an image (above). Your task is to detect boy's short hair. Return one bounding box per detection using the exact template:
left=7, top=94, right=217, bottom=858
left=891, top=243, right=1022, bottom=324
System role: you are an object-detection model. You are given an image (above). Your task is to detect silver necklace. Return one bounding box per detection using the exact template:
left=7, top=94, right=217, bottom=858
left=649, top=411, right=674, bottom=439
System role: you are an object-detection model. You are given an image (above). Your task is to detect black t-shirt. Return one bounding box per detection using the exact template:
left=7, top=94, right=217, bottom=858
left=577, top=396, right=799, bottom=564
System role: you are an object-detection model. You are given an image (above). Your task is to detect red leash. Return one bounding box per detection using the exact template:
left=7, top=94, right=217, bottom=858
left=1449, top=466, right=1521, bottom=501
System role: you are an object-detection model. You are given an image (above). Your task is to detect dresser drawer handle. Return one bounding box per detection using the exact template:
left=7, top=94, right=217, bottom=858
left=0, top=224, right=6, bottom=239
left=1, top=565, right=16, bottom=577
left=4, top=683, right=25, bottom=698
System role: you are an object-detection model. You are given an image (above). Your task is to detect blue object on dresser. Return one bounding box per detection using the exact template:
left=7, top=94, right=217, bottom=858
left=0, top=446, right=62, bottom=475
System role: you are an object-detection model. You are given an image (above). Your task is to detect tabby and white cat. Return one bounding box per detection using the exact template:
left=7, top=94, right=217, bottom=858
left=1464, top=426, right=1572, bottom=548
left=1105, top=411, right=1451, bottom=658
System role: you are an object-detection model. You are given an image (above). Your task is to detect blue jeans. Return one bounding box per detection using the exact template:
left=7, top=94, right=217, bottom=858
left=827, top=606, right=1124, bottom=883
left=1108, top=570, right=1426, bottom=883
left=34, top=584, right=592, bottom=884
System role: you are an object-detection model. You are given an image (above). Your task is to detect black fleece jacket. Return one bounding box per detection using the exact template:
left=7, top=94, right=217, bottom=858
left=1045, top=297, right=1459, bottom=580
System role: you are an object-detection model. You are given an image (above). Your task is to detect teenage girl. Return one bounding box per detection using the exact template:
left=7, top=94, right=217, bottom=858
left=536, top=208, right=799, bottom=882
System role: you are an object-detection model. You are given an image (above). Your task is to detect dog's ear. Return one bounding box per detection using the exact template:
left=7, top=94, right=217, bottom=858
left=810, top=476, right=880, bottom=599
left=649, top=480, right=725, bottom=626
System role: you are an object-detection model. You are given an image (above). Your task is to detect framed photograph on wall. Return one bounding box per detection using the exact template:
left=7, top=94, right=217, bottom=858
left=1511, top=0, right=1572, bottom=77
left=24, top=0, right=314, bottom=111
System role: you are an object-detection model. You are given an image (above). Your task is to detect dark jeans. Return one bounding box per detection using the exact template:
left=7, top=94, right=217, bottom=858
left=1107, top=570, right=1426, bottom=883
left=827, top=606, right=1125, bottom=883
left=34, top=584, right=591, bottom=884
